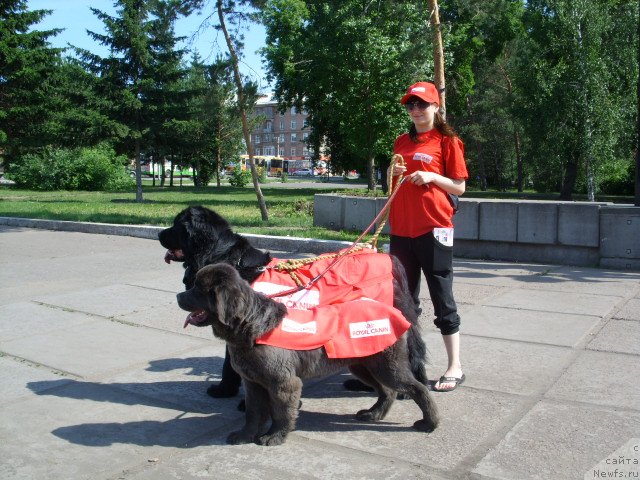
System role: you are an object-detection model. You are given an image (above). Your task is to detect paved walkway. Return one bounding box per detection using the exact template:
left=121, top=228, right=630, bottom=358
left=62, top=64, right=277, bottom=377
left=1, top=225, right=639, bottom=480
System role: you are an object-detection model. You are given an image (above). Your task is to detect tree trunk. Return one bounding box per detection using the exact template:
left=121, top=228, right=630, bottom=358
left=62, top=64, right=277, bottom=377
left=636, top=9, right=640, bottom=206
left=428, top=0, right=446, bottom=118
left=514, top=131, right=523, bottom=192
left=560, top=160, right=578, bottom=200
left=134, top=137, right=143, bottom=203
left=216, top=138, right=222, bottom=188
left=217, top=0, right=268, bottom=221
left=498, top=63, right=523, bottom=192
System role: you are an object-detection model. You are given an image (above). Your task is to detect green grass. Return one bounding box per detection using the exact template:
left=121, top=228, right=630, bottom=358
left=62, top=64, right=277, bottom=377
left=2, top=183, right=632, bottom=243
left=0, top=185, right=366, bottom=242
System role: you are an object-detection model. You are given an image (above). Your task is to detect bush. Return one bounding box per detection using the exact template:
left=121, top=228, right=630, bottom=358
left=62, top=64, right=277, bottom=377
left=7, top=145, right=133, bottom=191
left=598, top=159, right=635, bottom=196
left=228, top=168, right=252, bottom=187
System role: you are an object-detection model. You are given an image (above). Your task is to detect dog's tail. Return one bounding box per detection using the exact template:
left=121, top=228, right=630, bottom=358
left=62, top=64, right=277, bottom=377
left=407, top=324, right=429, bottom=385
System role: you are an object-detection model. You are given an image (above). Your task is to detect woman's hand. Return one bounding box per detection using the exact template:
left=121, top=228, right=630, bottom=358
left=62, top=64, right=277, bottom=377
left=407, top=170, right=438, bottom=186
left=391, top=164, right=407, bottom=177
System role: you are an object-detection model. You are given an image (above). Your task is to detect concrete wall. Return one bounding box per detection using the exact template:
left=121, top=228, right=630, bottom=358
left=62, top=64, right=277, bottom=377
left=314, top=194, right=640, bottom=270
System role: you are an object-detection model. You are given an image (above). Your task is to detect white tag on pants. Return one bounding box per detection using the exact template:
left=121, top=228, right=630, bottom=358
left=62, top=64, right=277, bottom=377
left=433, top=228, right=454, bottom=247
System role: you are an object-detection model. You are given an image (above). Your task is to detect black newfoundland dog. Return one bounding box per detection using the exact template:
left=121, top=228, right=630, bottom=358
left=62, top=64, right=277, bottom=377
left=177, top=263, right=439, bottom=446
left=159, top=206, right=270, bottom=398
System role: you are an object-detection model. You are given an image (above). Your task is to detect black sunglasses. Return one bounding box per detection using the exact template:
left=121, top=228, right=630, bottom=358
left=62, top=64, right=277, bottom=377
left=405, top=100, right=431, bottom=111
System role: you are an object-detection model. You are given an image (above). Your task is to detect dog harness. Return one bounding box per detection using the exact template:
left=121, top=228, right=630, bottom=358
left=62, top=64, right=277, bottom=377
left=253, top=249, right=411, bottom=358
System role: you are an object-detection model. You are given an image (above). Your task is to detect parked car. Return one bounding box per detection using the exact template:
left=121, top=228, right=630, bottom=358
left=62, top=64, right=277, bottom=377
left=291, top=168, right=313, bottom=176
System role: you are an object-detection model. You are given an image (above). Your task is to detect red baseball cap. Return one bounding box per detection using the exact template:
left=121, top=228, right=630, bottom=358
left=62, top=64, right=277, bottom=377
left=400, top=82, right=440, bottom=106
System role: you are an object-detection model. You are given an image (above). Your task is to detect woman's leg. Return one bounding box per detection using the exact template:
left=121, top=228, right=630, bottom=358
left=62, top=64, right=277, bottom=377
left=415, top=232, right=464, bottom=391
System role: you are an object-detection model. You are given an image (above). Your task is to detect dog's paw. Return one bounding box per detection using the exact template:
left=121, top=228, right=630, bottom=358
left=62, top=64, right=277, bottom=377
left=413, top=419, right=437, bottom=433
left=207, top=383, right=239, bottom=399
left=226, top=430, right=255, bottom=445
left=255, top=432, right=287, bottom=446
left=356, top=409, right=382, bottom=422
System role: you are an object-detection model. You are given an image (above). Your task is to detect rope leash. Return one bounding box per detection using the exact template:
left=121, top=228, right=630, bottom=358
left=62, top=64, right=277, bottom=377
left=266, top=154, right=406, bottom=299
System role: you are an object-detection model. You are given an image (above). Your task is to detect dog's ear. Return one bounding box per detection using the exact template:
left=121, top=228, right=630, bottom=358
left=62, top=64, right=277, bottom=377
left=241, top=247, right=272, bottom=269
left=197, top=264, right=244, bottom=326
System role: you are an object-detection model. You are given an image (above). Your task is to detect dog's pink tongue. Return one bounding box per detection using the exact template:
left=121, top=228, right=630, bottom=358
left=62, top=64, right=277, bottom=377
left=183, top=310, right=207, bottom=328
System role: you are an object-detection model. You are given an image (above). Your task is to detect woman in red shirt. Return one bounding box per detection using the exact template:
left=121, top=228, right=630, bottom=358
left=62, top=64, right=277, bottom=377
left=390, top=81, right=468, bottom=392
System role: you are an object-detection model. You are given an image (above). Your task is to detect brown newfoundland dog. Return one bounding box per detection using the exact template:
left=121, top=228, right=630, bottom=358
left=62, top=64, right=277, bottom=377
left=177, top=263, right=439, bottom=446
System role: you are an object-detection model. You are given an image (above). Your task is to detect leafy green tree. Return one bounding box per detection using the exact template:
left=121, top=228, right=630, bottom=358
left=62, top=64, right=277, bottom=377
left=515, top=0, right=637, bottom=200
left=262, top=0, right=433, bottom=191
left=182, top=0, right=269, bottom=217
left=0, top=1, right=63, bottom=166
left=440, top=0, right=525, bottom=191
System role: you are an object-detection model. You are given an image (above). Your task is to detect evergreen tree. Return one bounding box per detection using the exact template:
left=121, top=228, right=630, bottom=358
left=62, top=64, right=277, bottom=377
left=146, top=0, right=190, bottom=186
left=83, top=0, right=154, bottom=202
left=0, top=0, right=63, bottom=166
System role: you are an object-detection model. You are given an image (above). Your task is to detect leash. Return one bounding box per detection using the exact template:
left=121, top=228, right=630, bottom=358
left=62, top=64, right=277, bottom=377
left=266, top=154, right=407, bottom=299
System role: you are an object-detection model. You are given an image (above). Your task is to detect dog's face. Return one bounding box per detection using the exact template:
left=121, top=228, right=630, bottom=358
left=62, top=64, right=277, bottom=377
left=159, top=206, right=272, bottom=289
left=177, top=263, right=287, bottom=342
left=177, top=264, right=243, bottom=329
left=159, top=206, right=232, bottom=265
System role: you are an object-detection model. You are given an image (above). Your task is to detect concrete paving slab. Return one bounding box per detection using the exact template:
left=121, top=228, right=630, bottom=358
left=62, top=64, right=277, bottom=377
left=472, top=400, right=640, bottom=480
left=126, top=434, right=449, bottom=480
left=484, top=288, right=623, bottom=317
left=613, top=298, right=640, bottom=321
left=423, top=332, right=574, bottom=396
left=127, top=271, right=185, bottom=293
left=453, top=283, right=508, bottom=306
left=0, top=356, right=75, bottom=405
left=114, top=302, right=219, bottom=341
left=102, top=344, right=239, bottom=416
left=299, top=373, right=525, bottom=475
left=453, top=260, right=555, bottom=287
left=587, top=319, right=640, bottom=355
left=458, top=305, right=602, bottom=347
left=0, top=301, right=98, bottom=342
left=1, top=315, right=209, bottom=379
left=34, top=284, right=175, bottom=319
left=545, top=350, right=640, bottom=410
left=2, top=225, right=639, bottom=480
left=0, top=381, right=220, bottom=480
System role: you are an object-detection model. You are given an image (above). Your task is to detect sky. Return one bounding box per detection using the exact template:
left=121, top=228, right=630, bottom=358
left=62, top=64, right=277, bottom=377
left=27, top=0, right=271, bottom=91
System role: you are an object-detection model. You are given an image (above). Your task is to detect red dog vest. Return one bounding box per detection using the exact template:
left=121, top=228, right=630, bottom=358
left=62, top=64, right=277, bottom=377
left=253, top=248, right=411, bottom=358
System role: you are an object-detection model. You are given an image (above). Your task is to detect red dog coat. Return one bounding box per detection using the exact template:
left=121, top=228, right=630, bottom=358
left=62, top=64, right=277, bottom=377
left=253, top=248, right=411, bottom=358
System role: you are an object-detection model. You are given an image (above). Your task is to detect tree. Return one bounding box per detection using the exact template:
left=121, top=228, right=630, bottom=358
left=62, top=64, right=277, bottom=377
left=145, top=0, right=190, bottom=186
left=83, top=0, right=154, bottom=202
left=515, top=0, right=636, bottom=200
left=0, top=1, right=63, bottom=167
left=179, top=54, right=244, bottom=187
left=439, top=0, right=525, bottom=191
left=428, top=0, right=446, bottom=117
left=262, top=0, right=433, bottom=190
left=216, top=0, right=269, bottom=219
left=182, top=0, right=268, bottom=218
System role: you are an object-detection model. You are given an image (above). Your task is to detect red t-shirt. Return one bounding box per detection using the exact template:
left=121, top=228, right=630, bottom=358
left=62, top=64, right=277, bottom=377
left=389, top=130, right=468, bottom=237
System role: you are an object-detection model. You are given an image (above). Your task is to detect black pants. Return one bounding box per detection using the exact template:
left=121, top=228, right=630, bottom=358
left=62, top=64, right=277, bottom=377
left=390, top=231, right=460, bottom=335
